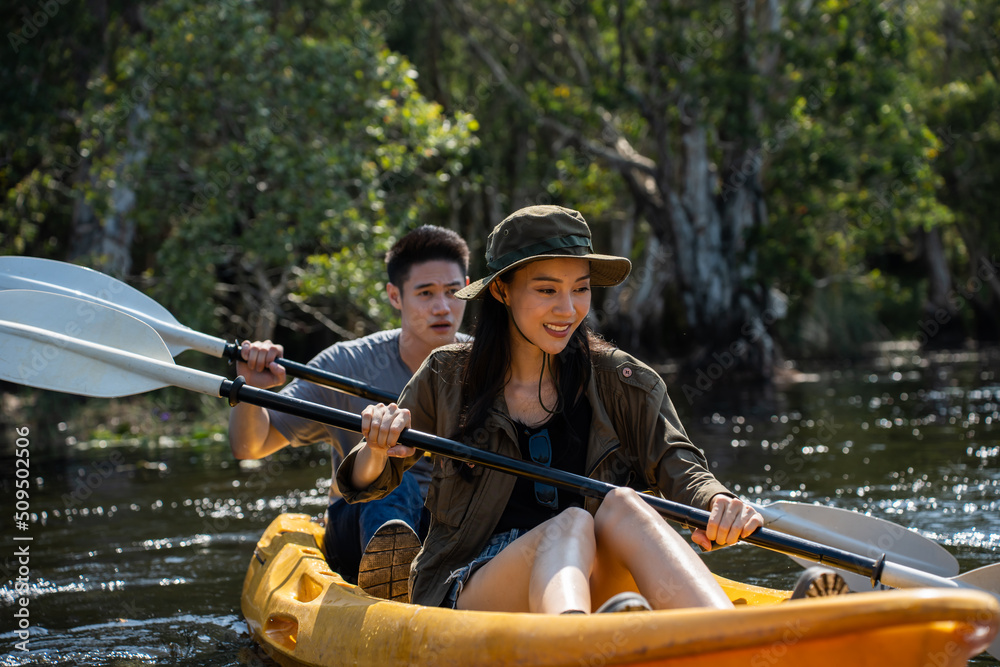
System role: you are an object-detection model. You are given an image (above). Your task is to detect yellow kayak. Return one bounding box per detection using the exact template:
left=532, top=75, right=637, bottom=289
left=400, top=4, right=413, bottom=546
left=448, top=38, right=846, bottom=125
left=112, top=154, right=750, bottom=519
left=242, top=513, right=998, bottom=667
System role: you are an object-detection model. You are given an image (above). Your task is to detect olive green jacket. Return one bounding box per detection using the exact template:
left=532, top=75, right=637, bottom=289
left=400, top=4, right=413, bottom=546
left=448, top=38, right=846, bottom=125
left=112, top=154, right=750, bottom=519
left=336, top=344, right=733, bottom=607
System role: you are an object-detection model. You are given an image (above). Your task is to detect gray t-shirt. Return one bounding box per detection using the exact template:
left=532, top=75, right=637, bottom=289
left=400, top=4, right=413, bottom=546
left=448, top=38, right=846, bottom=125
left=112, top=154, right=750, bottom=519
left=269, top=329, right=469, bottom=499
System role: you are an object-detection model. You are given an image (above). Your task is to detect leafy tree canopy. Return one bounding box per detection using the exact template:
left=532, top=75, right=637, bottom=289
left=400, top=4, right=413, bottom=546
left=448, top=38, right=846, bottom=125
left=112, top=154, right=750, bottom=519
left=81, top=0, right=478, bottom=339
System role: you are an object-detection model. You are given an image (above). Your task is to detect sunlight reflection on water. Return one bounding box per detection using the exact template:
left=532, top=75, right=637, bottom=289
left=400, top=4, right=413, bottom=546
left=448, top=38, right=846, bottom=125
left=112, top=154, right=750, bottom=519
left=2, top=347, right=998, bottom=665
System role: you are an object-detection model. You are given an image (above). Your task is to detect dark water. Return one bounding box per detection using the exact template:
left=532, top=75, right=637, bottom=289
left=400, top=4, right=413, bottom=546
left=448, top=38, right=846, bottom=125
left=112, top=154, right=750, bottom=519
left=2, top=347, right=998, bottom=665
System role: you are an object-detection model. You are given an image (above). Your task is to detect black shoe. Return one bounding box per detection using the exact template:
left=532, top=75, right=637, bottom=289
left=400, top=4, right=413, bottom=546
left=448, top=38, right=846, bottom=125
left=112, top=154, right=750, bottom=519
left=790, top=566, right=851, bottom=599
left=595, top=592, right=653, bottom=613
left=358, top=520, right=421, bottom=603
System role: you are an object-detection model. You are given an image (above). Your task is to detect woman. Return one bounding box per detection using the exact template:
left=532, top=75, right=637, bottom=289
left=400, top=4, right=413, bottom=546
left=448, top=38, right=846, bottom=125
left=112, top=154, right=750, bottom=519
left=337, top=205, right=764, bottom=614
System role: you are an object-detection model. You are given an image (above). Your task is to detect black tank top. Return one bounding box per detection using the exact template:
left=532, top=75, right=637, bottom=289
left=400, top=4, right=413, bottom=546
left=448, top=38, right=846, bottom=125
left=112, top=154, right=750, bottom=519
left=493, top=396, right=592, bottom=534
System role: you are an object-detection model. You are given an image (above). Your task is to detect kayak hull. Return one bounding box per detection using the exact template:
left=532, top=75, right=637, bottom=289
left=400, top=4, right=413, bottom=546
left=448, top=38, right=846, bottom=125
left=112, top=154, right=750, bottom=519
left=242, top=513, right=998, bottom=667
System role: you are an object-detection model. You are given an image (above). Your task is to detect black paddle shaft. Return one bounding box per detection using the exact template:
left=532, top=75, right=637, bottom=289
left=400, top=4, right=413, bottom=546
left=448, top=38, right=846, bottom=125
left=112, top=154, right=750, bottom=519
left=222, top=343, right=398, bottom=403
left=222, top=378, right=887, bottom=585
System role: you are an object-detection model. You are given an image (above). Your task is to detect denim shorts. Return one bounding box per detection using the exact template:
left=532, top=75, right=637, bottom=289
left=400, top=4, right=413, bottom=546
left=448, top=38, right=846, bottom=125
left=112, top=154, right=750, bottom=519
left=441, top=528, right=527, bottom=609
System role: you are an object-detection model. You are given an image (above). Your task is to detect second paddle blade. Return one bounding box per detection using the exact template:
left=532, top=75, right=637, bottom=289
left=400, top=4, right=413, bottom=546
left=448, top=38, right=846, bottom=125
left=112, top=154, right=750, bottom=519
left=0, top=290, right=175, bottom=397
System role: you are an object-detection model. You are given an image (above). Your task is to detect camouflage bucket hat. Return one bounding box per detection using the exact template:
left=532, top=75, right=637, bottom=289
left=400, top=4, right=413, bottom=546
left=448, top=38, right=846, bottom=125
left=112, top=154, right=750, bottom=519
left=455, top=205, right=632, bottom=300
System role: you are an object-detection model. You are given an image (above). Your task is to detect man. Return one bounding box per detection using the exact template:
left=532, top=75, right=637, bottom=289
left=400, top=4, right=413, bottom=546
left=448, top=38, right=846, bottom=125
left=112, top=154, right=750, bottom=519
left=229, top=225, right=469, bottom=601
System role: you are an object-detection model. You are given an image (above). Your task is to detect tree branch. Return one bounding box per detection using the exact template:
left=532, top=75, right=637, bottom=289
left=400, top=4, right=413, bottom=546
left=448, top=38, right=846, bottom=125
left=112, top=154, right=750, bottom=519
left=288, top=295, right=358, bottom=340
left=443, top=0, right=658, bottom=180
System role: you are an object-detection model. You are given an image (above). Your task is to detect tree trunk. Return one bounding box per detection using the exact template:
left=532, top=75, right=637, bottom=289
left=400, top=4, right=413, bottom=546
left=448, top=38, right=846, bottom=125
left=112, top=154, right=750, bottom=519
left=952, top=223, right=1000, bottom=343
left=918, top=226, right=965, bottom=348
left=435, top=0, right=783, bottom=382
left=69, top=105, right=149, bottom=277
left=604, top=209, right=672, bottom=352
left=650, top=123, right=775, bottom=385
left=661, top=0, right=780, bottom=384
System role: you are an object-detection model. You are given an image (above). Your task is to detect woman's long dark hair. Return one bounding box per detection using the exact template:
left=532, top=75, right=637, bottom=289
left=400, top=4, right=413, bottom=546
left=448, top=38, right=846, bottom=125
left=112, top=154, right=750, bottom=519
left=457, top=270, right=612, bottom=442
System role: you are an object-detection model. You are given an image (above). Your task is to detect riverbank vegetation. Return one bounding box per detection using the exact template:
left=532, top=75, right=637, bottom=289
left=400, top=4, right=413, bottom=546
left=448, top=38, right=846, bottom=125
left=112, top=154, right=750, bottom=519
left=3, top=1, right=999, bottom=450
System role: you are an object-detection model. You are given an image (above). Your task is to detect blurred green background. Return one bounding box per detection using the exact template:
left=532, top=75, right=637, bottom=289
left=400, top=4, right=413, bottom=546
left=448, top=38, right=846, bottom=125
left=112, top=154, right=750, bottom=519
left=3, top=0, right=999, bottom=448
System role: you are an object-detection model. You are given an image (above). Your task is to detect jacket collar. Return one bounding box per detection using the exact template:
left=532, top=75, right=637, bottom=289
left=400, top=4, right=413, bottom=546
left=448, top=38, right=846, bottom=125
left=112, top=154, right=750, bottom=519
left=484, top=367, right=620, bottom=473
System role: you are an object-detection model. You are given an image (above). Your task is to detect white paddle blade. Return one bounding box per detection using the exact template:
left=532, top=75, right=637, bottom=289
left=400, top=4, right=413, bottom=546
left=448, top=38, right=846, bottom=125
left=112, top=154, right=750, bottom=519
left=0, top=255, right=178, bottom=324
left=0, top=291, right=221, bottom=398
left=757, top=500, right=959, bottom=591
left=956, top=562, right=1000, bottom=591
left=0, top=256, right=226, bottom=358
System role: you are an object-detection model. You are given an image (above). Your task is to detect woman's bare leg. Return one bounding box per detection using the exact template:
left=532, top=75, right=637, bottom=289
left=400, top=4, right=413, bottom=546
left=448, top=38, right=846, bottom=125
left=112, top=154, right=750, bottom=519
left=456, top=507, right=596, bottom=614
left=592, top=488, right=733, bottom=611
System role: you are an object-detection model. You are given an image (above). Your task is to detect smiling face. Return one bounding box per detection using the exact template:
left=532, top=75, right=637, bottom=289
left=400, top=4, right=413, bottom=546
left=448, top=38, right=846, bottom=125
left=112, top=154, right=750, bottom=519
left=490, top=257, right=592, bottom=357
left=389, top=258, right=468, bottom=353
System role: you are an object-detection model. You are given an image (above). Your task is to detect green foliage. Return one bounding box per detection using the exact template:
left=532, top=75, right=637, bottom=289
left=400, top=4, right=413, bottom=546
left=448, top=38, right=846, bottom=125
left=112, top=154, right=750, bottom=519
left=778, top=269, right=923, bottom=357
left=0, top=2, right=146, bottom=259
left=4, top=0, right=999, bottom=367
left=756, top=0, right=958, bottom=352
left=915, top=0, right=1000, bottom=300
left=82, top=0, right=477, bottom=336
left=386, top=0, right=975, bottom=356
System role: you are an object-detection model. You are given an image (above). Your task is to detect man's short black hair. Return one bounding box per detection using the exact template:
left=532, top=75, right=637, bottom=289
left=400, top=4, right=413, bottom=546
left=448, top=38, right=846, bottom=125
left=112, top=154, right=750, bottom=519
left=386, top=225, right=470, bottom=287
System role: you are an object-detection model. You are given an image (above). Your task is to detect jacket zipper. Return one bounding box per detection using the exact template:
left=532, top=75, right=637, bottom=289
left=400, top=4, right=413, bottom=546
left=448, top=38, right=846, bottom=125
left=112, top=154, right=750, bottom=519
left=586, top=442, right=620, bottom=478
